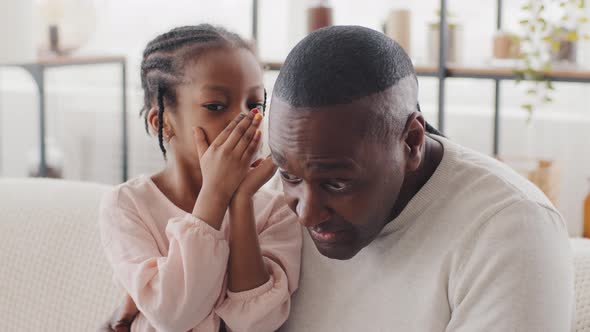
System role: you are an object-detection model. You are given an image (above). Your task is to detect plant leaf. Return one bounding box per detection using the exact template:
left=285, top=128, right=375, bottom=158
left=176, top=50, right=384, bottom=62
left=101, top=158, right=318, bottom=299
left=522, top=104, right=534, bottom=113
left=542, top=62, right=552, bottom=71
left=566, top=31, right=580, bottom=41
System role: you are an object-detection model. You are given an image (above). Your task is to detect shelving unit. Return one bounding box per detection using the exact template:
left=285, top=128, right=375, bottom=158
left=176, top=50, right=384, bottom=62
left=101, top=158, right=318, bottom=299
left=0, top=56, right=128, bottom=181
left=252, top=0, right=590, bottom=155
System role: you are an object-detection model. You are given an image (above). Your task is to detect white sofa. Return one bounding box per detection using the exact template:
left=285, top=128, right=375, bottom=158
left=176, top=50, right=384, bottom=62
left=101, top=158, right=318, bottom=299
left=1, top=178, right=589, bottom=331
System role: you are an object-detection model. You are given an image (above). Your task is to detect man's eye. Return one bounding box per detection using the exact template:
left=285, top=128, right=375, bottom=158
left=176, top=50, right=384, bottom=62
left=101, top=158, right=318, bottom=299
left=204, top=104, right=226, bottom=112
left=280, top=170, right=302, bottom=183
left=324, top=181, right=349, bottom=192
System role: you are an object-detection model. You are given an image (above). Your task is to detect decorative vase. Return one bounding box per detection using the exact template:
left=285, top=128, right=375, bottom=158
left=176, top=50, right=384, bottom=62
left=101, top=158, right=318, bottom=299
left=550, top=28, right=577, bottom=64
left=493, top=30, right=521, bottom=59
left=427, top=21, right=462, bottom=64
left=307, top=0, right=333, bottom=33
left=34, top=0, right=97, bottom=57
left=383, top=9, right=411, bottom=56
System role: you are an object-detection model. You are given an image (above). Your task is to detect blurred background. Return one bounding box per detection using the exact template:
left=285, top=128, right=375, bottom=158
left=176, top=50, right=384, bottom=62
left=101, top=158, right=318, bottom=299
left=1, top=0, right=589, bottom=236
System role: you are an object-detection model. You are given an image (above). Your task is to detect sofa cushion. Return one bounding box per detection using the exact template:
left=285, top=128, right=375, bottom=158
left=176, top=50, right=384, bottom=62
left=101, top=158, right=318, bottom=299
left=1, top=177, right=590, bottom=331
left=0, top=178, right=120, bottom=331
left=572, top=238, right=590, bottom=331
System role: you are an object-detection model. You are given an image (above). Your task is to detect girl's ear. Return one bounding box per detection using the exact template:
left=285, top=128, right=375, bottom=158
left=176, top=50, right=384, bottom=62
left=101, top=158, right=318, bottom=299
left=147, top=107, right=175, bottom=141
left=162, top=114, right=175, bottom=140
left=147, top=107, right=160, bottom=136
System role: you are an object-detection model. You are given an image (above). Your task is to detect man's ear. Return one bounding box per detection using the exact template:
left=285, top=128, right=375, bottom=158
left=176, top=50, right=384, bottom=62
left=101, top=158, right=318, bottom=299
left=402, top=112, right=426, bottom=172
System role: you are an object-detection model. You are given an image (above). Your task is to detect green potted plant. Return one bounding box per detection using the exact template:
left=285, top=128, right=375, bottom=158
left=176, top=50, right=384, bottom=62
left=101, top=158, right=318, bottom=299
left=515, top=0, right=589, bottom=117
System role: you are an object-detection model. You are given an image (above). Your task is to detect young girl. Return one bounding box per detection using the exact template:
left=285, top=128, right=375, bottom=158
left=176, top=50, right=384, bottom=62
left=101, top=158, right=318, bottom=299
left=99, top=25, right=301, bottom=332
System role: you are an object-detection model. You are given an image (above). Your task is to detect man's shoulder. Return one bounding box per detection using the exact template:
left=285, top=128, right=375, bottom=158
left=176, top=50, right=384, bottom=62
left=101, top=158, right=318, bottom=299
left=425, top=137, right=564, bottom=252
left=437, top=136, right=557, bottom=216
left=476, top=198, right=565, bottom=239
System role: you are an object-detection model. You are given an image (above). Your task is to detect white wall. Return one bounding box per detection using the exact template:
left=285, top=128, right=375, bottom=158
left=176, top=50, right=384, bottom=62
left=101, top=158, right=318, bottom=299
left=1, top=0, right=589, bottom=235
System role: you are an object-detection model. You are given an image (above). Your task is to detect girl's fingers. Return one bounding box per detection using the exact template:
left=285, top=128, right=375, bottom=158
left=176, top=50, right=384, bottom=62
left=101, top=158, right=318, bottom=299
left=241, top=128, right=262, bottom=161
left=224, top=110, right=257, bottom=150
left=235, top=113, right=262, bottom=156
left=247, top=156, right=278, bottom=188
left=192, top=127, right=209, bottom=159
left=211, top=111, right=247, bottom=148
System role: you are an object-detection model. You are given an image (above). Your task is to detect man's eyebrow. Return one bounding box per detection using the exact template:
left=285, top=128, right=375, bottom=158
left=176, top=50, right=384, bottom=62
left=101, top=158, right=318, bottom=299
left=306, top=160, right=358, bottom=172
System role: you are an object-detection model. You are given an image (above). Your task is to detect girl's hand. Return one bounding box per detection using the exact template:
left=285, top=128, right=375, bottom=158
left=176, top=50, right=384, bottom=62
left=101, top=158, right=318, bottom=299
left=234, top=156, right=277, bottom=199
left=193, top=109, right=263, bottom=202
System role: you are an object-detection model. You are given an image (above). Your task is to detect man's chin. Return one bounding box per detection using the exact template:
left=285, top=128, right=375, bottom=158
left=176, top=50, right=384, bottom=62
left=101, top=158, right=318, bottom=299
left=311, top=238, right=361, bottom=260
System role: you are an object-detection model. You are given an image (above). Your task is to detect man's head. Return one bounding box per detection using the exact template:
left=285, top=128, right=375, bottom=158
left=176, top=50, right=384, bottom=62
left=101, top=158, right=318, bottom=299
left=269, top=25, right=428, bottom=260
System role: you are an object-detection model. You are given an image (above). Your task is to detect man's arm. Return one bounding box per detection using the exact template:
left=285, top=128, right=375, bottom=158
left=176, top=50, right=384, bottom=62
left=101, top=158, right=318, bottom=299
left=447, top=199, right=574, bottom=331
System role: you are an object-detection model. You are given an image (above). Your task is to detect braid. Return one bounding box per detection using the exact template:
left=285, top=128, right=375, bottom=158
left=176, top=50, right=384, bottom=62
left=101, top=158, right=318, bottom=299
left=263, top=89, right=267, bottom=116
left=157, top=86, right=167, bottom=160
left=139, top=24, right=257, bottom=159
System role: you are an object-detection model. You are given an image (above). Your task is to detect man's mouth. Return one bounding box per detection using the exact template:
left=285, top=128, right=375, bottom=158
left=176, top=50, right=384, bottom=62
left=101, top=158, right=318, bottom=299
left=309, top=223, right=352, bottom=244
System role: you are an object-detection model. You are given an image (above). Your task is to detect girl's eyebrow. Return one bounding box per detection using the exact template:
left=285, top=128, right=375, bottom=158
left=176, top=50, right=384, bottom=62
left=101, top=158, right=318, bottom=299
left=201, top=85, right=230, bottom=93
left=201, top=85, right=263, bottom=93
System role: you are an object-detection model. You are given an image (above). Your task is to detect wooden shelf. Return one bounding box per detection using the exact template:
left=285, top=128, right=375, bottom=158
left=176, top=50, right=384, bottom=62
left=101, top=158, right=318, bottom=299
left=415, top=65, right=438, bottom=76
left=263, top=62, right=590, bottom=83
left=0, top=55, right=128, bottom=180
left=1, top=55, right=126, bottom=68
left=446, top=64, right=590, bottom=82
left=262, top=62, right=283, bottom=71
left=264, top=61, right=439, bottom=76
left=254, top=0, right=590, bottom=156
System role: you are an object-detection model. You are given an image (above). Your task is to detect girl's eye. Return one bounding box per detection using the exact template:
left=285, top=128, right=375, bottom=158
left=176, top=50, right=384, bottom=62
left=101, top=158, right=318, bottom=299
left=204, top=104, right=226, bottom=112
left=279, top=170, right=302, bottom=184
left=248, top=103, right=265, bottom=112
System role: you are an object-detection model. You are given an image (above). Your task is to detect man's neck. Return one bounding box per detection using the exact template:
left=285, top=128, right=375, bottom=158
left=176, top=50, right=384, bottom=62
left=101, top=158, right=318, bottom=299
left=388, top=135, right=444, bottom=221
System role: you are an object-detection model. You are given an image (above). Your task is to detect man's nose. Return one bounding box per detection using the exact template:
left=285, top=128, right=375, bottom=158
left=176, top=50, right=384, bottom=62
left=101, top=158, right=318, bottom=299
left=296, top=186, right=331, bottom=228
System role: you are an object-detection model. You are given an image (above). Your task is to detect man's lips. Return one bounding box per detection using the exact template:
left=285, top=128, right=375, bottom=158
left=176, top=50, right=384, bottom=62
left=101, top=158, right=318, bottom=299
left=309, top=223, right=352, bottom=244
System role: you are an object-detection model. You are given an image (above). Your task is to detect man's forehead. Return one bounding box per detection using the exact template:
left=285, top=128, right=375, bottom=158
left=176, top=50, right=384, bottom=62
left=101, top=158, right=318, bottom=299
left=270, top=147, right=361, bottom=170
left=271, top=154, right=364, bottom=179
left=268, top=98, right=377, bottom=169
left=269, top=100, right=370, bottom=136
left=269, top=77, right=418, bottom=128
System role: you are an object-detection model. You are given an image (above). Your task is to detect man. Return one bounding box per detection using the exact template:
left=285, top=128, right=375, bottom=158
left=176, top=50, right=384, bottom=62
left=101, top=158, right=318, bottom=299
left=270, top=26, right=573, bottom=331
left=103, top=26, right=573, bottom=331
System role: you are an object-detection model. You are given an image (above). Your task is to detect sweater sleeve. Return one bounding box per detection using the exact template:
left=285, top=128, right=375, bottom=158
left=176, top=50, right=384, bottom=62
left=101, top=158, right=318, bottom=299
left=98, top=189, right=230, bottom=332
left=215, top=202, right=302, bottom=332
left=446, top=199, right=574, bottom=332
